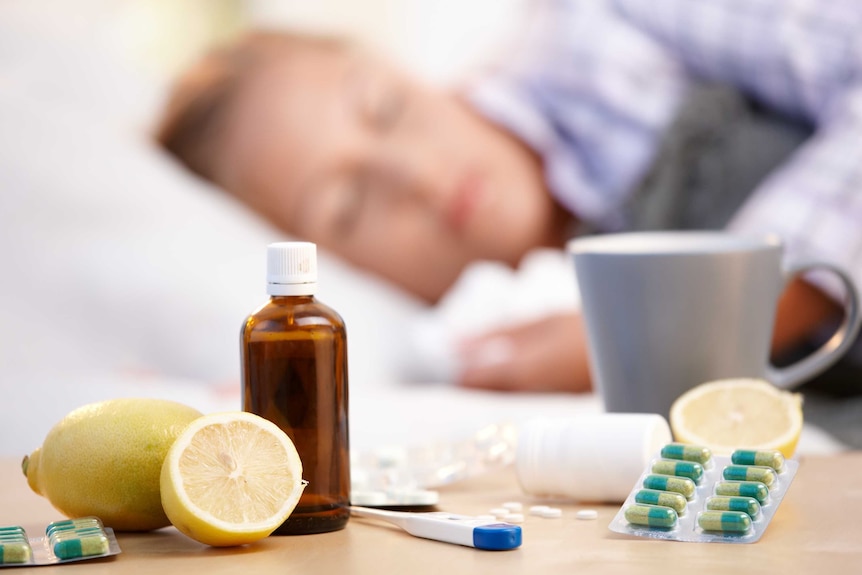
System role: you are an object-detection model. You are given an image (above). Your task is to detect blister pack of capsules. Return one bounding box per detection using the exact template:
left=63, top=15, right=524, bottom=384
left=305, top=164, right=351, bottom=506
left=0, top=517, right=121, bottom=567
left=609, top=443, right=798, bottom=543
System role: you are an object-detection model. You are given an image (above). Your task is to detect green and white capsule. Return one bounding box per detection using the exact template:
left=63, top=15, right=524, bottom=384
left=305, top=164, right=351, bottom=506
left=731, top=449, right=786, bottom=472
left=660, top=443, right=712, bottom=465
left=52, top=533, right=110, bottom=560
left=50, top=527, right=104, bottom=543
left=722, top=465, right=776, bottom=488
left=706, top=496, right=761, bottom=519
left=634, top=489, right=688, bottom=515
left=624, top=504, right=678, bottom=528
left=697, top=510, right=752, bottom=534
left=0, top=529, right=26, bottom=544
left=0, top=534, right=26, bottom=541
left=0, top=541, right=32, bottom=565
left=651, top=459, right=704, bottom=483
left=715, top=480, right=769, bottom=503
left=46, top=517, right=103, bottom=538
left=642, top=474, right=697, bottom=498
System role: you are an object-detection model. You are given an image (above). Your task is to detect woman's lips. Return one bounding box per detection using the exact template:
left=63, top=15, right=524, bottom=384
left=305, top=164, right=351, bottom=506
left=446, top=171, right=485, bottom=233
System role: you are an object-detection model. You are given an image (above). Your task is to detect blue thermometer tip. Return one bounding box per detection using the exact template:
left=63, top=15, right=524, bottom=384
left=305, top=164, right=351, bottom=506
left=472, top=524, right=522, bottom=550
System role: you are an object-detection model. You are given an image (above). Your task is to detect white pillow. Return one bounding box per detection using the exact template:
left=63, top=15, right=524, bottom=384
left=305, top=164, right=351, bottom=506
left=0, top=1, right=425, bottom=439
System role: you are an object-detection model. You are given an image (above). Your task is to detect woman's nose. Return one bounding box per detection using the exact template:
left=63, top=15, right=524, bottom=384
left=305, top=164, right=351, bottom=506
left=371, top=142, right=444, bottom=207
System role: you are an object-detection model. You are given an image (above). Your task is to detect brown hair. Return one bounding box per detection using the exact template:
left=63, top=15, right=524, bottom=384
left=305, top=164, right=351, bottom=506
left=155, top=31, right=345, bottom=185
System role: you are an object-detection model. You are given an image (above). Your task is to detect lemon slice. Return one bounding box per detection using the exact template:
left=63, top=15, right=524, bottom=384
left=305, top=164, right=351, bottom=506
left=669, top=378, right=803, bottom=458
left=160, top=412, right=305, bottom=547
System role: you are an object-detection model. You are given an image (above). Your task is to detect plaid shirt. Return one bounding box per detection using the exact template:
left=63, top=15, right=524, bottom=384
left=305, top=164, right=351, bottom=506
left=467, top=0, right=862, bottom=303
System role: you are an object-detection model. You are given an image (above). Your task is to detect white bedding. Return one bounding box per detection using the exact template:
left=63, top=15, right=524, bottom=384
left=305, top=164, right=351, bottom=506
left=0, top=0, right=587, bottom=456
left=0, top=0, right=846, bottom=459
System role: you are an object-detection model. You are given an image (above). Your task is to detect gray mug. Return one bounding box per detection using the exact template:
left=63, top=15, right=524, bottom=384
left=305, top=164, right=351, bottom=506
left=568, top=231, right=861, bottom=417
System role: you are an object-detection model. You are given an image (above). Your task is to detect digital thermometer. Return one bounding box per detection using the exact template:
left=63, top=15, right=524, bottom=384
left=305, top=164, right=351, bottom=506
left=350, top=506, right=522, bottom=551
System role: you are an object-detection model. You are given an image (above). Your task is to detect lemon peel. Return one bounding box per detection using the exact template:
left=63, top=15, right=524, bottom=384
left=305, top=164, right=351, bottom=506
left=23, top=398, right=203, bottom=531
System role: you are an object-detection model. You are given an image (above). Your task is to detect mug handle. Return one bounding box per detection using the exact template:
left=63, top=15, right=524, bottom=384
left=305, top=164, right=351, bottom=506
left=767, top=261, right=862, bottom=389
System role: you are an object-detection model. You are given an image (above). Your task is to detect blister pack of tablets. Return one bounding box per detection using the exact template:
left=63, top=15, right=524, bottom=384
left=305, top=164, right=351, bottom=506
left=0, top=517, right=121, bottom=567
left=609, top=443, right=798, bottom=543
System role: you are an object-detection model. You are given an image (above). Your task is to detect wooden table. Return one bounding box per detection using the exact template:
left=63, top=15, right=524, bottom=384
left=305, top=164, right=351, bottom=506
left=2, top=453, right=860, bottom=574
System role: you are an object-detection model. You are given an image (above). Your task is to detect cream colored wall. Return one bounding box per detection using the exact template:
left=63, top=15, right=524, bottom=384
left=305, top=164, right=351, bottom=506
left=108, top=0, right=247, bottom=77
left=104, top=0, right=529, bottom=85
left=244, top=0, right=529, bottom=84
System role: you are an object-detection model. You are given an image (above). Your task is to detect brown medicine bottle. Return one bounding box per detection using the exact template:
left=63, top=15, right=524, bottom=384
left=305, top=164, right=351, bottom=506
left=242, top=242, right=350, bottom=535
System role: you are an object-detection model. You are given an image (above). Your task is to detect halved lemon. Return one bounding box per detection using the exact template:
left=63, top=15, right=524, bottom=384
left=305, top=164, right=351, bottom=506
left=160, top=412, right=305, bottom=547
left=669, top=378, right=803, bottom=458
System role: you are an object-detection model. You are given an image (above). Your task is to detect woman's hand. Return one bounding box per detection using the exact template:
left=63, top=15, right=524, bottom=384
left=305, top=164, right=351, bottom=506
left=456, top=311, right=592, bottom=393
left=772, top=277, right=842, bottom=355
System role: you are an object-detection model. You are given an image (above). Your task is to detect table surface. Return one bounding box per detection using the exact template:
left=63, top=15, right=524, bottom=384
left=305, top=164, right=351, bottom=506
left=2, top=453, right=861, bottom=574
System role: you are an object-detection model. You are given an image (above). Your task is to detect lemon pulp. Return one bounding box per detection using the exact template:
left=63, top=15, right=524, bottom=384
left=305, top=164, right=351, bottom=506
left=160, top=412, right=305, bottom=547
left=669, top=378, right=803, bottom=457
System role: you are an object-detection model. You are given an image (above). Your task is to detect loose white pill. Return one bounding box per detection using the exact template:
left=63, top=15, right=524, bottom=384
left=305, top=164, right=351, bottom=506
left=540, top=507, right=563, bottom=518
left=529, top=505, right=550, bottom=516
left=502, top=502, right=523, bottom=512
left=576, top=509, right=598, bottom=520
left=350, top=490, right=389, bottom=506
left=503, top=513, right=524, bottom=524
left=490, top=508, right=510, bottom=517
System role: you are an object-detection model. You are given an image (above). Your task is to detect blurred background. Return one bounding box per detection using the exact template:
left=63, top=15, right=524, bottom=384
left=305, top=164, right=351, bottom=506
left=0, top=0, right=599, bottom=456
left=1, top=0, right=849, bottom=458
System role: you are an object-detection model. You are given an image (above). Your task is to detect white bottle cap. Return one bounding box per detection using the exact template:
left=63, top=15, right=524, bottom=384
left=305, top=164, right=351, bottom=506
left=267, top=242, right=318, bottom=296
left=515, top=413, right=671, bottom=503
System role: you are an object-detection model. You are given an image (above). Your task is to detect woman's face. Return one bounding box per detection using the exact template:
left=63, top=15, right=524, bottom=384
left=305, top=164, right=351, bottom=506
left=222, top=45, right=564, bottom=302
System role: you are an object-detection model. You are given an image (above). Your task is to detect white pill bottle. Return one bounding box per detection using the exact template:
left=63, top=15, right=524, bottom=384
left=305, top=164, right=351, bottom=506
left=516, top=413, right=671, bottom=503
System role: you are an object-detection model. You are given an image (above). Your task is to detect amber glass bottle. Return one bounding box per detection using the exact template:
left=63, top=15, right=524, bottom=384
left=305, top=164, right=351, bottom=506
left=242, top=242, right=350, bottom=535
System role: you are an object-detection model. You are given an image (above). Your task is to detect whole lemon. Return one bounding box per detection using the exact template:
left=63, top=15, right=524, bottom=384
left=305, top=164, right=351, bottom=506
left=23, top=398, right=203, bottom=531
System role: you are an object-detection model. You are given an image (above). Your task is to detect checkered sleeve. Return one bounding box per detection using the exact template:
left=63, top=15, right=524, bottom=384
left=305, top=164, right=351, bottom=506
left=614, top=0, right=862, bottom=302
left=727, top=90, right=862, bottom=302
left=465, top=1, right=688, bottom=230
